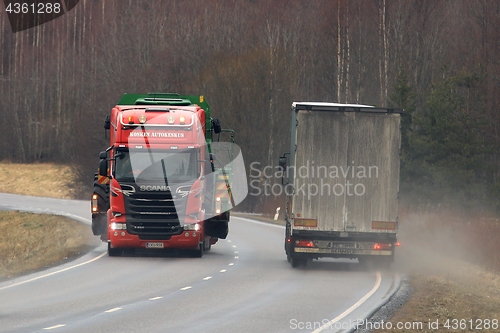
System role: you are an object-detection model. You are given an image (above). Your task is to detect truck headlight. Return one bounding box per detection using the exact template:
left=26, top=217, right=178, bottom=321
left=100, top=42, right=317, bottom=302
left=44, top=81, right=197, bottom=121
left=111, top=222, right=126, bottom=230
left=184, top=223, right=200, bottom=231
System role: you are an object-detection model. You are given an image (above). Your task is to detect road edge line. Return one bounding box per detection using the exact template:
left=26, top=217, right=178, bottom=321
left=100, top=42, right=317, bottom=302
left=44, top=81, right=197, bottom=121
left=311, top=271, right=382, bottom=333
left=0, top=251, right=107, bottom=291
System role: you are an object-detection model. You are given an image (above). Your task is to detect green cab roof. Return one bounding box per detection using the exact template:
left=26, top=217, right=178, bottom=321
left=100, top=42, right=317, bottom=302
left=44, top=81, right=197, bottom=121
left=117, top=93, right=210, bottom=113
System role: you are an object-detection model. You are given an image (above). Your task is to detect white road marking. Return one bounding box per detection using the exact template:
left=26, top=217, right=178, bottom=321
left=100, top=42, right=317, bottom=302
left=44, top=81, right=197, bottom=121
left=311, top=271, right=382, bottom=333
left=232, top=245, right=237, bottom=248
left=229, top=263, right=234, bottom=266
left=227, top=240, right=232, bottom=242
left=203, top=276, right=212, bottom=280
left=234, top=251, right=238, bottom=254
left=0, top=252, right=107, bottom=291
left=180, top=286, right=192, bottom=291
left=220, top=269, right=227, bottom=273
left=43, top=324, right=66, bottom=330
left=149, top=297, right=162, bottom=301
left=105, top=307, right=122, bottom=313
left=234, top=256, right=239, bottom=259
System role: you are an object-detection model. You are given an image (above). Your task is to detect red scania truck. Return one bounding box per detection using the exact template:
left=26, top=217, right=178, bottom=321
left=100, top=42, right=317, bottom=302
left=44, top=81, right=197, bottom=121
left=91, top=93, right=234, bottom=257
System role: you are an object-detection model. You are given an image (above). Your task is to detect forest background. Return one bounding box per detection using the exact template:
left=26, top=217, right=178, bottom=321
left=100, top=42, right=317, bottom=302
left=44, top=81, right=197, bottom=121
left=0, top=0, right=499, bottom=215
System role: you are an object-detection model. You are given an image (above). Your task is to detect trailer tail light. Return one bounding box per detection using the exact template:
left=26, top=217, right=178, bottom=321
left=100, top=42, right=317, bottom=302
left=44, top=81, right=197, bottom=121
left=295, top=240, right=314, bottom=247
left=373, top=243, right=392, bottom=250
left=294, top=218, right=317, bottom=227
left=92, top=194, right=98, bottom=212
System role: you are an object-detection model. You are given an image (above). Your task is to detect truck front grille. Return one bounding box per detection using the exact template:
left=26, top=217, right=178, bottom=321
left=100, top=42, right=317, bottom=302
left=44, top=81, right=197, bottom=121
left=123, top=188, right=186, bottom=236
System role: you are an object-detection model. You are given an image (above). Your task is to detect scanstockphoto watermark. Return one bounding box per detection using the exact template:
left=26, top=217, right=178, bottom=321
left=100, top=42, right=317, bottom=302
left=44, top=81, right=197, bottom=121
left=249, top=161, right=379, bottom=198
left=289, top=318, right=425, bottom=330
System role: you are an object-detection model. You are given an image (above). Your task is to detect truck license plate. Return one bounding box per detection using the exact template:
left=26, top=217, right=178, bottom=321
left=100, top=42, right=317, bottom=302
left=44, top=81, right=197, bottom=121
left=146, top=242, right=164, bottom=249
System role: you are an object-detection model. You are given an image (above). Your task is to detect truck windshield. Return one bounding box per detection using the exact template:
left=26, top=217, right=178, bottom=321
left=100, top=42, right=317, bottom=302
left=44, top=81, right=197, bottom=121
left=114, top=149, right=199, bottom=183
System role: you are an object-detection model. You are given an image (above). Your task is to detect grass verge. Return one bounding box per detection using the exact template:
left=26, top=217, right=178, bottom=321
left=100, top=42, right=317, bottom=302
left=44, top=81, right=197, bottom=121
left=0, top=162, right=75, bottom=199
left=374, top=210, right=500, bottom=332
left=375, top=272, right=500, bottom=332
left=0, top=162, right=98, bottom=280
left=0, top=211, right=98, bottom=280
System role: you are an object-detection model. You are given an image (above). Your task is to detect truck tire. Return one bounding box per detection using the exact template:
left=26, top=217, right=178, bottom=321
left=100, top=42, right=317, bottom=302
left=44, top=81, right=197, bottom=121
left=190, top=244, right=204, bottom=258
left=93, top=185, right=109, bottom=212
left=107, top=243, right=121, bottom=257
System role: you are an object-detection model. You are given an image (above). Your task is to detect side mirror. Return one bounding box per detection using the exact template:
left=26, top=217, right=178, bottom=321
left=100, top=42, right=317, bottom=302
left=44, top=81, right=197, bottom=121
left=212, top=118, right=222, bottom=134
left=104, top=115, right=111, bottom=130
left=279, top=154, right=289, bottom=185
left=99, top=151, right=107, bottom=160
left=99, top=159, right=108, bottom=177
left=279, top=156, right=287, bottom=170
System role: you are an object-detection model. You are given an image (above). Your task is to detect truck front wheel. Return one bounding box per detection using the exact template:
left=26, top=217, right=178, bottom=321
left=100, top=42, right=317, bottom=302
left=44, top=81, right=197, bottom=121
left=107, top=243, right=121, bottom=257
left=189, top=243, right=204, bottom=258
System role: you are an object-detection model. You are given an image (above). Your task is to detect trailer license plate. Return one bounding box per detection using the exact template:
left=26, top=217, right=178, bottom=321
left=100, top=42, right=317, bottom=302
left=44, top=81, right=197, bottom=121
left=334, top=243, right=355, bottom=249
left=146, top=242, right=164, bottom=249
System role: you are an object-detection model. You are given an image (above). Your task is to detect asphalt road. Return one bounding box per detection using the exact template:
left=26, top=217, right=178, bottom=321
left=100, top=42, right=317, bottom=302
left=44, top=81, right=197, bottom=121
left=0, top=193, right=399, bottom=333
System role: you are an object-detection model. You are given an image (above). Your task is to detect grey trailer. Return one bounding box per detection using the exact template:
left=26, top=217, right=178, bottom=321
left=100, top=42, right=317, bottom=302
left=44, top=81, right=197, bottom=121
left=281, top=102, right=402, bottom=268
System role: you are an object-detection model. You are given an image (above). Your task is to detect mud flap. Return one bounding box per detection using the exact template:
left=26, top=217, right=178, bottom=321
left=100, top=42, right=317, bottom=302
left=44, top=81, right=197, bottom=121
left=92, top=214, right=107, bottom=236
left=204, top=220, right=229, bottom=239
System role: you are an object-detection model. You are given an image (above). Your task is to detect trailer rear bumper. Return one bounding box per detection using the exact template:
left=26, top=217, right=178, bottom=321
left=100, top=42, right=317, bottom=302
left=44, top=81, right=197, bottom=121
left=286, top=230, right=397, bottom=261
left=294, top=247, right=392, bottom=256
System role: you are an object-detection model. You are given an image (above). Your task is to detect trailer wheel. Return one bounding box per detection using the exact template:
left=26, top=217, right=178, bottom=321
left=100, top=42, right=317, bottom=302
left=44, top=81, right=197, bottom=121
left=291, top=257, right=307, bottom=268
left=203, top=237, right=212, bottom=251
left=107, top=243, right=121, bottom=257
left=376, top=258, right=392, bottom=270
